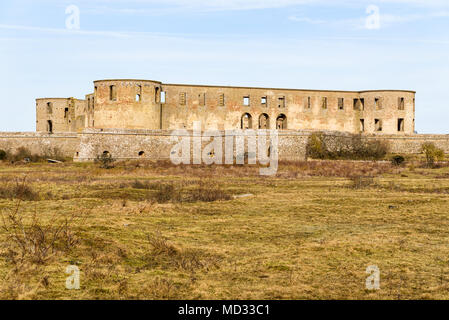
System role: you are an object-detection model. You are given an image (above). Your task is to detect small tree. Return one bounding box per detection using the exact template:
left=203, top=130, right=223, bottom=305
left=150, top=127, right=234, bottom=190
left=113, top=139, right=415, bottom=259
left=97, top=152, right=115, bottom=169
left=391, top=155, right=406, bottom=167
left=421, top=142, right=444, bottom=167
left=306, top=133, right=327, bottom=159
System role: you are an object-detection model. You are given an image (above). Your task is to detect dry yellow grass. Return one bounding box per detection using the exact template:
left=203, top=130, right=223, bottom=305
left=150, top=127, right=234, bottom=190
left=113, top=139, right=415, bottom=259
left=0, top=160, right=449, bottom=300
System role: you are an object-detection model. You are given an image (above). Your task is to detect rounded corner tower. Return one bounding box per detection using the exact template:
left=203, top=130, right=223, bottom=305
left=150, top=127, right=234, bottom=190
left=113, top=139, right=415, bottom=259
left=92, top=79, right=163, bottom=130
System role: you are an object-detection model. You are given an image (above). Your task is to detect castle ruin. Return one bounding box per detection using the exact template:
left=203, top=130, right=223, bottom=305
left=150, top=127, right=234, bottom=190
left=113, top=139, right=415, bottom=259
left=36, top=79, right=416, bottom=135
left=1, top=78, right=448, bottom=163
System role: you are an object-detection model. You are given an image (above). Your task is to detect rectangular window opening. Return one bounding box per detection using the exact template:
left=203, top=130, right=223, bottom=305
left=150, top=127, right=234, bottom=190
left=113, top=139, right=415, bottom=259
left=322, top=97, right=328, bottom=109
left=278, top=96, right=286, bottom=108
left=47, top=102, right=53, bottom=114
left=375, top=97, right=383, bottom=110
left=199, top=93, right=206, bottom=106
left=375, top=119, right=383, bottom=132
left=398, top=97, right=405, bottom=110
left=354, top=98, right=365, bottom=111
left=307, top=97, right=311, bottom=109
left=219, top=94, right=225, bottom=107
left=243, top=96, right=250, bottom=106
left=261, top=96, right=267, bottom=106
left=109, top=85, right=117, bottom=101
left=136, top=85, right=142, bottom=102
left=338, top=98, right=344, bottom=110
left=398, top=118, right=405, bottom=132
left=360, top=119, right=365, bottom=132
left=180, top=92, right=187, bottom=106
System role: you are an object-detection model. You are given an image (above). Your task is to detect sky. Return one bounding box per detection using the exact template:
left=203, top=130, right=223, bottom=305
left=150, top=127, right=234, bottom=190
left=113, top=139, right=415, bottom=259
left=0, top=0, right=448, bottom=133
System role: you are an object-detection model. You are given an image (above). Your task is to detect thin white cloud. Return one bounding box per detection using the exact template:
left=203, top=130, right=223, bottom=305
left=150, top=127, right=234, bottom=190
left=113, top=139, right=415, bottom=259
left=61, top=0, right=449, bottom=14
left=288, top=10, right=449, bottom=29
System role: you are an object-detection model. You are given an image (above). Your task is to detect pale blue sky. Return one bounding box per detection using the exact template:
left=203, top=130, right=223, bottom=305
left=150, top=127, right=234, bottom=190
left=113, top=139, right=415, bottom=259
left=0, top=0, right=448, bottom=133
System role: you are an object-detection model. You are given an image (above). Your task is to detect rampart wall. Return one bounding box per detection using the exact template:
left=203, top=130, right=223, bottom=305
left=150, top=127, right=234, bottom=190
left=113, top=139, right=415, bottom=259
left=0, top=130, right=449, bottom=162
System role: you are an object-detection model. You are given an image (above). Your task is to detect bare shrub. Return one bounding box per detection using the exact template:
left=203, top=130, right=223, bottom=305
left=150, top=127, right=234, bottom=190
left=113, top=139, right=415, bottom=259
left=0, top=201, right=81, bottom=265
left=391, top=155, right=406, bottom=167
left=186, top=181, right=232, bottom=202
left=0, top=179, right=40, bottom=201
left=307, top=133, right=389, bottom=160
left=130, top=180, right=156, bottom=190
left=278, top=160, right=395, bottom=178
left=146, top=233, right=219, bottom=272
left=153, top=183, right=182, bottom=203
left=350, top=176, right=376, bottom=189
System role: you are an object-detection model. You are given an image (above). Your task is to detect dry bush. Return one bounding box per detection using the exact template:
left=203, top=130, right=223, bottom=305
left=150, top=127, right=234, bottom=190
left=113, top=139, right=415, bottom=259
left=350, top=176, right=376, bottom=189
left=278, top=160, right=396, bottom=178
left=0, top=150, right=7, bottom=160
left=146, top=233, right=220, bottom=272
left=306, top=133, right=389, bottom=160
left=0, top=201, right=81, bottom=265
left=0, top=179, right=40, bottom=201
left=96, top=152, right=116, bottom=169
left=151, top=181, right=231, bottom=203
left=130, top=180, right=154, bottom=190
left=186, top=181, right=232, bottom=202
left=153, top=183, right=182, bottom=203
left=421, top=143, right=445, bottom=168
left=141, top=278, right=183, bottom=300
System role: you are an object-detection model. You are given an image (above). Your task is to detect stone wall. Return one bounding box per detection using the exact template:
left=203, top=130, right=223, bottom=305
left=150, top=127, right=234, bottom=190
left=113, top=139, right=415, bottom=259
left=0, top=132, right=80, bottom=158
left=1, top=130, right=449, bottom=163
left=35, top=79, right=416, bottom=135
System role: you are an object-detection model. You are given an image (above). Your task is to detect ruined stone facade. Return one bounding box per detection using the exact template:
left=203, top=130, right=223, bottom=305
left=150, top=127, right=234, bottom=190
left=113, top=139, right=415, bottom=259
left=36, top=79, right=416, bottom=135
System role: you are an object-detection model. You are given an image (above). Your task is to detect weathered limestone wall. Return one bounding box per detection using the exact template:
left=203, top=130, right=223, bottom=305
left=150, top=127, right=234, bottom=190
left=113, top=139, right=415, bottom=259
left=92, top=80, right=162, bottom=130
left=367, top=134, right=449, bottom=154
left=35, top=79, right=416, bottom=136
left=74, top=129, right=449, bottom=162
left=161, top=85, right=415, bottom=135
left=0, top=132, right=80, bottom=157
left=1, top=130, right=449, bottom=163
left=75, top=129, right=308, bottom=162
left=36, top=98, right=86, bottom=133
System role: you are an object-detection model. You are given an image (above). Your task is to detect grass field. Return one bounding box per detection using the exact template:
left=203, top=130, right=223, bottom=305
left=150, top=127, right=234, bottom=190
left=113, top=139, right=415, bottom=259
left=1, top=159, right=449, bottom=300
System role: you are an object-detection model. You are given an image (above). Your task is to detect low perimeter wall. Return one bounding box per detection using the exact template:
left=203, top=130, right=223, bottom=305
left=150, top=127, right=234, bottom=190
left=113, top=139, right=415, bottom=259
left=1, top=130, right=449, bottom=162
left=0, top=132, right=80, bottom=158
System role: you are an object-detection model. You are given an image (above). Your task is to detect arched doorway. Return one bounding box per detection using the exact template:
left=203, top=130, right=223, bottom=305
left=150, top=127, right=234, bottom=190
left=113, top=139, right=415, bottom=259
left=241, top=113, right=252, bottom=129
left=259, top=113, right=269, bottom=129
left=276, top=114, right=287, bottom=130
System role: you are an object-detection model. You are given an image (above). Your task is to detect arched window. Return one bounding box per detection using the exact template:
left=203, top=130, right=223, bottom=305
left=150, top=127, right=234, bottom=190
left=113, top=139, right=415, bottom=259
left=276, top=114, right=287, bottom=130
left=241, top=113, right=252, bottom=129
left=259, top=113, right=269, bottom=129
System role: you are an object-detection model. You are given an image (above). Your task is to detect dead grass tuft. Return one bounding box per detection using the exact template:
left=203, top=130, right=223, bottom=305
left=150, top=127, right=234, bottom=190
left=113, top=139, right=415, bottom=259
left=0, top=201, right=81, bottom=265
left=0, top=179, right=40, bottom=201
